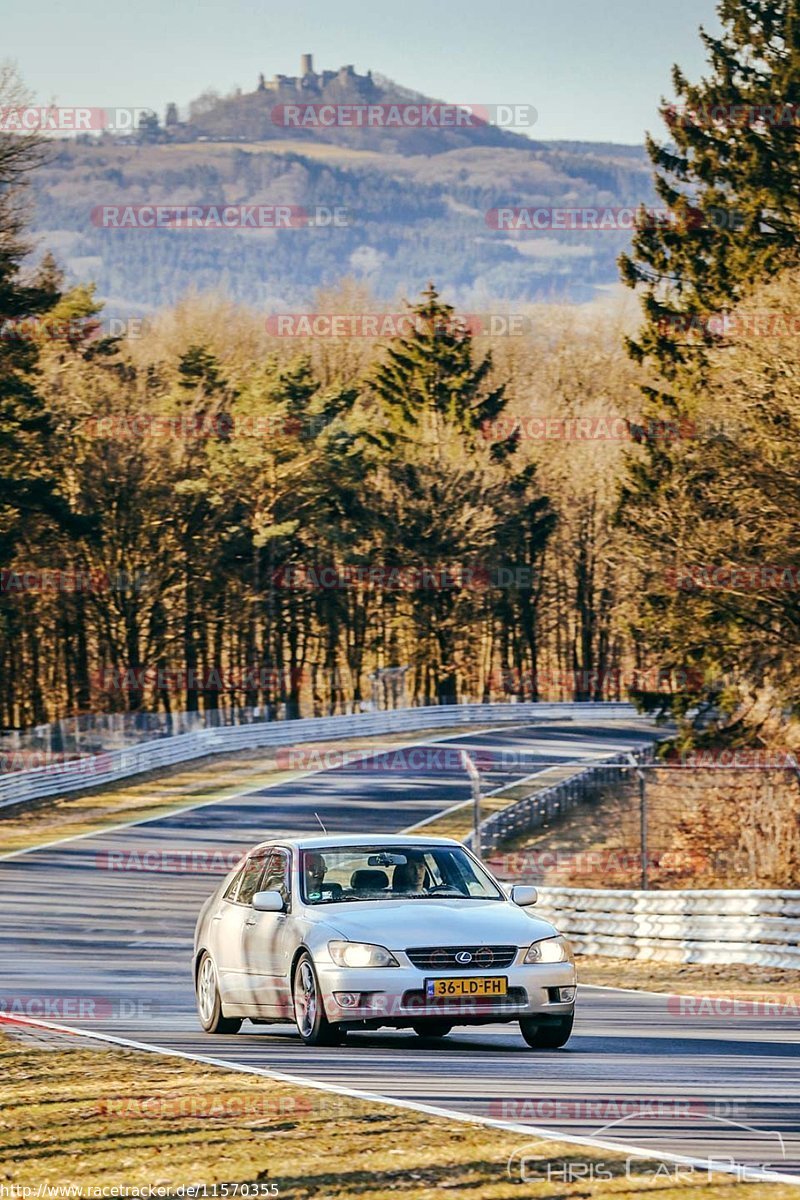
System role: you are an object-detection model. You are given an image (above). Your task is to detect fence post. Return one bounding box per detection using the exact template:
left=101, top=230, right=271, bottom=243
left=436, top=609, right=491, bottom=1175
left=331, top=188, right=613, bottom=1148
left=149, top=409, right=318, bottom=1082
left=462, top=751, right=482, bottom=861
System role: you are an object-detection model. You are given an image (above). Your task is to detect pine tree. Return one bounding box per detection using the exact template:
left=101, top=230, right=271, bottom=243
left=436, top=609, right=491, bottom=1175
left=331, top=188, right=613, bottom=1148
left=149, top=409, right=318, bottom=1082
left=619, top=0, right=800, bottom=379
left=370, top=283, right=512, bottom=457
left=618, top=1, right=800, bottom=728
left=0, top=70, right=87, bottom=562
left=369, top=285, right=551, bottom=704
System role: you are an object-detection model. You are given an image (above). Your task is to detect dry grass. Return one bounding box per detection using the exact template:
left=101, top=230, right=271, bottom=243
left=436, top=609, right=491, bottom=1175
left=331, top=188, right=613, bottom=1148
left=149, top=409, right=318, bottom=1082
left=484, top=768, right=800, bottom=890
left=0, top=726, right=487, bottom=857
left=0, top=1026, right=794, bottom=1199
left=163, top=139, right=390, bottom=163
left=577, top=954, right=800, bottom=995
left=418, top=763, right=584, bottom=841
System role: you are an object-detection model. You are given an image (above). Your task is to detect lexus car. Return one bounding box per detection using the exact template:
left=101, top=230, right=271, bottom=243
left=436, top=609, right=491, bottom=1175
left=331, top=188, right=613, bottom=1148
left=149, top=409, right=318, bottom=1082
left=193, top=834, right=576, bottom=1047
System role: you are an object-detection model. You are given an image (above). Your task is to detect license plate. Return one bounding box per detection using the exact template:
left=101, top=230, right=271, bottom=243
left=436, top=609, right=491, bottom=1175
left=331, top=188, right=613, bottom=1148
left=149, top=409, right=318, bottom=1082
left=425, top=976, right=508, bottom=998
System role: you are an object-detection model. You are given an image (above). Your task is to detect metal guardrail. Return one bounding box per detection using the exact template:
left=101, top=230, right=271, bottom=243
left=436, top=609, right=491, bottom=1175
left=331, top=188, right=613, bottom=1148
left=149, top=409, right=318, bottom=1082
left=464, top=748, right=654, bottom=855
left=0, top=701, right=640, bottom=809
left=535, top=886, right=800, bottom=969
left=7, top=702, right=789, bottom=969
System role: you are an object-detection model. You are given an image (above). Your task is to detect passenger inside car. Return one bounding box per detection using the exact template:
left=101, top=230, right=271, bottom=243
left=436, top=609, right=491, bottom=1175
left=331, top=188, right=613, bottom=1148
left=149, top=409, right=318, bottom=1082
left=392, top=851, right=427, bottom=893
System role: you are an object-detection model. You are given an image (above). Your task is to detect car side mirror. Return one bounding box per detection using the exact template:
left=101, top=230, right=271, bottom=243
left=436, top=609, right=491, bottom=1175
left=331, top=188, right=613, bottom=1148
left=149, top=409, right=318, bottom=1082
left=252, top=890, right=285, bottom=913
left=511, top=885, right=538, bottom=907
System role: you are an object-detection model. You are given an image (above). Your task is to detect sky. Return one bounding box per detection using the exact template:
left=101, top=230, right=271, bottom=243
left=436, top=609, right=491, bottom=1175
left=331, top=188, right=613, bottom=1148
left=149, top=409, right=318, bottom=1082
left=5, top=0, right=721, bottom=143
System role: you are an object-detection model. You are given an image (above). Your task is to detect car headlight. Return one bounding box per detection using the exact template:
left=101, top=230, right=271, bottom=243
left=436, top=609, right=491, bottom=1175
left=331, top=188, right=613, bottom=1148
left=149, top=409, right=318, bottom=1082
left=523, top=935, right=574, bottom=965
left=328, top=940, right=399, bottom=968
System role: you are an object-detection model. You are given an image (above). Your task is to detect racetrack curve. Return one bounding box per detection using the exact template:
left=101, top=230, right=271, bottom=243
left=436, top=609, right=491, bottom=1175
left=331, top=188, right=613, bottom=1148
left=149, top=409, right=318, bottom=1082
left=1, top=720, right=798, bottom=1181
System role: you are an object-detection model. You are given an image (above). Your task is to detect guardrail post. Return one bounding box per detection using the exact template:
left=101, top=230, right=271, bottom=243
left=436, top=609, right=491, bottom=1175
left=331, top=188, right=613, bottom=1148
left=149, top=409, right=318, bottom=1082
left=462, top=750, right=482, bottom=861
left=640, top=769, right=648, bottom=890
left=625, top=752, right=648, bottom=890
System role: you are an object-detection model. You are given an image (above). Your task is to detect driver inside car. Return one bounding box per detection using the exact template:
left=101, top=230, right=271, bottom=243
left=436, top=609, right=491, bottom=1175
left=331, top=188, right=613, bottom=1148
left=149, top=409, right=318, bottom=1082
left=304, top=851, right=342, bottom=899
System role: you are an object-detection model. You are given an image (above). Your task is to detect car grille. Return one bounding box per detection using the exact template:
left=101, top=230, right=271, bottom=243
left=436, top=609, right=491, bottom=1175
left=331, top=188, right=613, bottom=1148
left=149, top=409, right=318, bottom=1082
left=406, top=945, right=518, bottom=971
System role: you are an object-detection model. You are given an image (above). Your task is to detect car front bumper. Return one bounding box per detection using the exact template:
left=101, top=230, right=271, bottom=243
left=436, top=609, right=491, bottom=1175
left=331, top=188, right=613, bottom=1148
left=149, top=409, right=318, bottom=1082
left=316, top=959, right=577, bottom=1027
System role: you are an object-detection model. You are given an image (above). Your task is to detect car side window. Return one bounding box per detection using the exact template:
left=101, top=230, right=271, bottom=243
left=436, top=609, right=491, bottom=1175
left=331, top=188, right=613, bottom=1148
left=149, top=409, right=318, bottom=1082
left=236, top=852, right=269, bottom=906
left=223, top=864, right=245, bottom=901
left=259, top=849, right=291, bottom=907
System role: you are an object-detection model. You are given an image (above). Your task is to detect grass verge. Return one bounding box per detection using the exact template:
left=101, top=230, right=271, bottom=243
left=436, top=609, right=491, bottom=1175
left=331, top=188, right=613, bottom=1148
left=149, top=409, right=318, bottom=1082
left=418, top=762, right=586, bottom=841
left=577, top=955, right=800, bottom=996
left=0, top=725, right=488, bottom=858
left=0, top=1024, right=795, bottom=1198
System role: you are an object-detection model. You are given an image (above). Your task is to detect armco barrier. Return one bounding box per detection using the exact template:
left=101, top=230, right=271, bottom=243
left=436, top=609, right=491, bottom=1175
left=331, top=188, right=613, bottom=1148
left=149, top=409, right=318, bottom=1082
left=463, top=748, right=654, bottom=854
left=534, top=886, right=800, bottom=969
left=0, top=702, right=640, bottom=810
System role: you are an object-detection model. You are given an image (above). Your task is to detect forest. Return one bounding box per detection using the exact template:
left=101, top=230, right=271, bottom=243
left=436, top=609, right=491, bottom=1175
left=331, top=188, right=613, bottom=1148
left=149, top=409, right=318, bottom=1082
left=2, top=0, right=800, bottom=752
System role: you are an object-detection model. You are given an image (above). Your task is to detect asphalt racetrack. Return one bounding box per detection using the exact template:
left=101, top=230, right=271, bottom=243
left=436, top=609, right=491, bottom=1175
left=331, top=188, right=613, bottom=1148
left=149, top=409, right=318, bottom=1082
left=2, top=721, right=798, bottom=1181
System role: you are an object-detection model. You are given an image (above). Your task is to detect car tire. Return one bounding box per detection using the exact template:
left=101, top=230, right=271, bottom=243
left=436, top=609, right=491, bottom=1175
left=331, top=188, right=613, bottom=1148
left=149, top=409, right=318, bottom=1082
left=196, top=952, right=242, bottom=1034
left=292, top=952, right=344, bottom=1046
left=412, top=1021, right=453, bottom=1039
left=519, top=1011, right=574, bottom=1049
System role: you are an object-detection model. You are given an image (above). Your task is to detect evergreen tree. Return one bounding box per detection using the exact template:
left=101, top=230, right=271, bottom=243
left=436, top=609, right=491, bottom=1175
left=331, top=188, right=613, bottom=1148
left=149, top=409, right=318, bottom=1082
left=0, top=70, right=86, bottom=561
left=620, top=0, right=800, bottom=378
left=369, top=285, right=551, bottom=704
left=370, top=283, right=512, bottom=457
left=618, top=1, right=800, bottom=730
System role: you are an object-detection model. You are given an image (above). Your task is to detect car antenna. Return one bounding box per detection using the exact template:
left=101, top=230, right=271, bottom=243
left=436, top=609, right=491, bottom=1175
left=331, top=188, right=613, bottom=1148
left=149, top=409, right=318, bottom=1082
left=314, top=812, right=328, bottom=834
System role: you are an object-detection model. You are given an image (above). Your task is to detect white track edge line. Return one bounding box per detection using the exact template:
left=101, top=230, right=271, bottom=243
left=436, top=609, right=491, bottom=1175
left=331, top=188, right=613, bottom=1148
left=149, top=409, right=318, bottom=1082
left=402, top=735, right=632, bottom=833
left=2, top=1012, right=797, bottom=1187
left=0, top=725, right=516, bottom=863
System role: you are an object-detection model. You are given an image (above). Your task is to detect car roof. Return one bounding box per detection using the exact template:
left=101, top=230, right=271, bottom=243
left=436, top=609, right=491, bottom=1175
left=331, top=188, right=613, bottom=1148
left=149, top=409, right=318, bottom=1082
left=248, top=833, right=464, bottom=853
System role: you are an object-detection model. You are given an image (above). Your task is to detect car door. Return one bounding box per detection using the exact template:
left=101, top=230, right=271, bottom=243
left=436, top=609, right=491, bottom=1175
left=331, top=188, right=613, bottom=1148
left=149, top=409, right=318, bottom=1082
left=212, top=849, right=270, bottom=1006
left=239, top=848, right=294, bottom=1017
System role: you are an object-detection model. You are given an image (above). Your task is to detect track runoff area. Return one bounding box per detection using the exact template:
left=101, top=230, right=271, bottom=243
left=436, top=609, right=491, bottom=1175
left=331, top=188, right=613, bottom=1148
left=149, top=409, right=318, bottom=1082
left=1, top=719, right=798, bottom=1184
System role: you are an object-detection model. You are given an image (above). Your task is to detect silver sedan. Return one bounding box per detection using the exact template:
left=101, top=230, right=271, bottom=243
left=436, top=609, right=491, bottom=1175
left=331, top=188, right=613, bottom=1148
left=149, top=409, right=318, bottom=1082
left=194, top=834, right=576, bottom=1047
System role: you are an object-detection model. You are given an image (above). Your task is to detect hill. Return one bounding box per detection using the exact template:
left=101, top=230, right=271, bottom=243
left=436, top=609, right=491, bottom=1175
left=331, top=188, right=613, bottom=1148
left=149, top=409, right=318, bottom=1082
left=29, top=58, right=654, bottom=315
left=172, top=56, right=534, bottom=156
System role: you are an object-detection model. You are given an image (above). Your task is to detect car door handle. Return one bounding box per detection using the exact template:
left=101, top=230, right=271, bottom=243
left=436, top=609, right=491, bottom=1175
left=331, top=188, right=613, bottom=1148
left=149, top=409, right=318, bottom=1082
left=244, top=917, right=257, bottom=926
left=211, top=914, right=223, bottom=922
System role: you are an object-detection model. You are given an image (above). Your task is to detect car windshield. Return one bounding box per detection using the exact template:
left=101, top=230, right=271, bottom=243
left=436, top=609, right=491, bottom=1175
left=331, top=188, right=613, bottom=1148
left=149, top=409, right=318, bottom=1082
left=299, top=845, right=503, bottom=904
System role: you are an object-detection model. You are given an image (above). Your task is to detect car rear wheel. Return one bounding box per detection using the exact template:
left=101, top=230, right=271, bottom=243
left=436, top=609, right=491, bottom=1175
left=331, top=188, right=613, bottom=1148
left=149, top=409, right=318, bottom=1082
left=292, top=952, right=345, bottom=1046
left=196, top=952, right=242, bottom=1034
left=412, top=1021, right=453, bottom=1039
left=519, top=1011, right=574, bottom=1049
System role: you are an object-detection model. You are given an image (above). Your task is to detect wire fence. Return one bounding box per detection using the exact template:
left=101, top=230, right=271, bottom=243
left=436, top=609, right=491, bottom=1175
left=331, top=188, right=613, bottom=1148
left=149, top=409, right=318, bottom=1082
left=0, top=701, right=640, bottom=808
left=0, top=690, right=634, bottom=765
left=476, top=757, right=800, bottom=891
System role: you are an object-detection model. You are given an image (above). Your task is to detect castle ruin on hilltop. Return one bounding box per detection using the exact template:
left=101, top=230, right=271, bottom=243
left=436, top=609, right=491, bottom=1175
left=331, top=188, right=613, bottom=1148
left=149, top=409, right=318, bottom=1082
left=256, top=54, right=377, bottom=97
left=161, top=55, right=382, bottom=136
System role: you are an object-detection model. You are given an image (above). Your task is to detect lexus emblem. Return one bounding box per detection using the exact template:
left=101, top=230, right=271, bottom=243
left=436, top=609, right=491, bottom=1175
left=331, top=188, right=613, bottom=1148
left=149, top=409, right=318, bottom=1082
left=455, top=951, right=473, bottom=964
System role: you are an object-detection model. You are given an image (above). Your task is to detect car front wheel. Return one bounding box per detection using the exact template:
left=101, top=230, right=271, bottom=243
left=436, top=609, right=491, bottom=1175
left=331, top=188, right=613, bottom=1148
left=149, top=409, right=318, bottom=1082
left=196, top=952, right=242, bottom=1034
left=292, top=952, right=345, bottom=1046
left=519, top=1011, right=574, bottom=1049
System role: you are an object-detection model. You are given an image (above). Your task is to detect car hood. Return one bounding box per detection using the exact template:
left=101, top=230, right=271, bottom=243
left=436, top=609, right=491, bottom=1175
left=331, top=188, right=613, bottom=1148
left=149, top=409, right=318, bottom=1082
left=307, top=898, right=558, bottom=948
